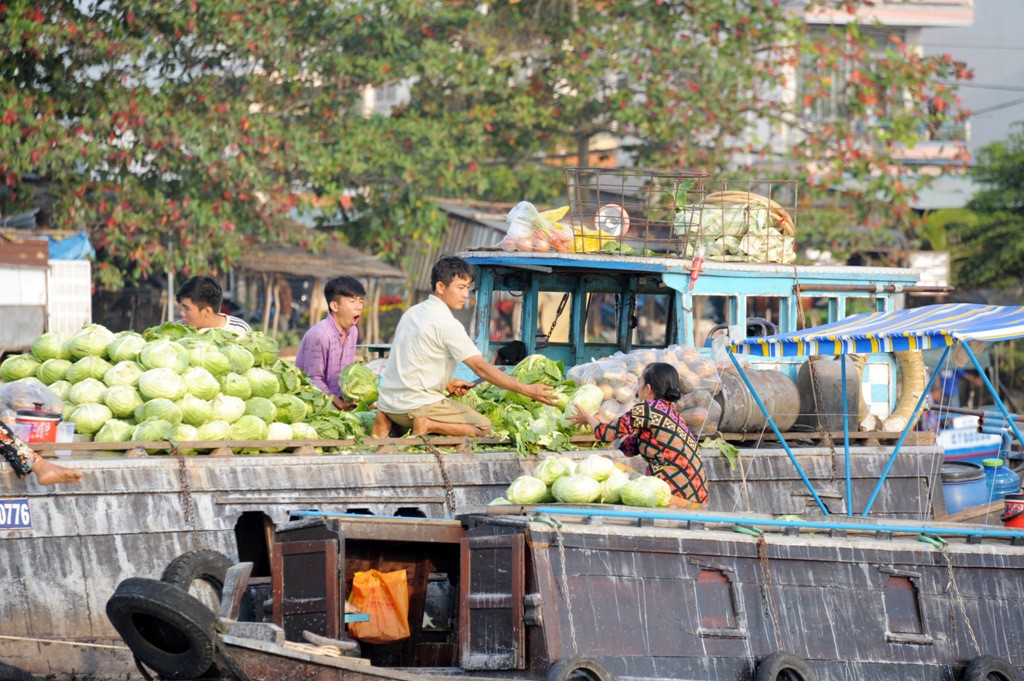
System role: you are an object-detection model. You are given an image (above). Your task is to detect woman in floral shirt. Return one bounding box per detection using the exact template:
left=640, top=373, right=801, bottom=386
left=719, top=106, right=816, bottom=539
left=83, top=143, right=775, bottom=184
left=1, top=421, right=83, bottom=485
left=570, top=362, right=708, bottom=509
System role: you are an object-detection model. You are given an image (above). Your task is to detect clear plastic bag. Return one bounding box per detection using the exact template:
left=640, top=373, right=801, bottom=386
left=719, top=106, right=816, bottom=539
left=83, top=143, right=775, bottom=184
left=501, top=202, right=573, bottom=253
left=0, top=378, right=64, bottom=416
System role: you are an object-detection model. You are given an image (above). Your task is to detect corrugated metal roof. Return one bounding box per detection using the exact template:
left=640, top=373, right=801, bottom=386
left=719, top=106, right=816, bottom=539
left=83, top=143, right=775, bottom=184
left=236, top=241, right=403, bottom=280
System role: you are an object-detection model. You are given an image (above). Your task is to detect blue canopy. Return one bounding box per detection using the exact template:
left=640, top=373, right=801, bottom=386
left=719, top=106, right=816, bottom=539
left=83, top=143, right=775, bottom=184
left=730, top=303, right=1024, bottom=358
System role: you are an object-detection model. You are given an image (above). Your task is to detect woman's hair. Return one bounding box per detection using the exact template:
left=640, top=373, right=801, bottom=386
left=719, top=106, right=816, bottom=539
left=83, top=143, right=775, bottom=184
left=641, top=362, right=683, bottom=402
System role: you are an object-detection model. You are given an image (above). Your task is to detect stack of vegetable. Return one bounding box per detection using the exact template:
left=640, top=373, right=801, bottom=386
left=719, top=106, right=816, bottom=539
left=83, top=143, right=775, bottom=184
left=0, top=322, right=373, bottom=449
left=492, top=454, right=672, bottom=508
left=675, top=191, right=795, bottom=264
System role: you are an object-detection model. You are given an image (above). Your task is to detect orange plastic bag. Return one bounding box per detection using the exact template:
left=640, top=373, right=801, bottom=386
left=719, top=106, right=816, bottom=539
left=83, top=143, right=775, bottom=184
left=347, top=569, right=411, bottom=643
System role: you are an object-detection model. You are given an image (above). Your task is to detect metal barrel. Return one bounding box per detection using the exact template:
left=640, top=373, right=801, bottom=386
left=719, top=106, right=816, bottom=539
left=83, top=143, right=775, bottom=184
left=715, top=369, right=800, bottom=433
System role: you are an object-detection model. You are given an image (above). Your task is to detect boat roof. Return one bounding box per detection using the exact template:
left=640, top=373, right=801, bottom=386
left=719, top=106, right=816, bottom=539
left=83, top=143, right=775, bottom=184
left=730, top=303, right=1024, bottom=357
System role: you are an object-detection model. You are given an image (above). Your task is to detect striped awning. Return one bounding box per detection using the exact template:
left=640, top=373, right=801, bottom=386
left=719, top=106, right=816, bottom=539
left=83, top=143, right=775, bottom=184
left=730, top=304, right=1024, bottom=358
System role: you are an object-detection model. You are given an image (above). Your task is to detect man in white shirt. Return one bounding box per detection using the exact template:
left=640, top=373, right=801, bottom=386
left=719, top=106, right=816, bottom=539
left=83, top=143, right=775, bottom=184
left=176, top=275, right=252, bottom=335
left=374, top=256, right=555, bottom=437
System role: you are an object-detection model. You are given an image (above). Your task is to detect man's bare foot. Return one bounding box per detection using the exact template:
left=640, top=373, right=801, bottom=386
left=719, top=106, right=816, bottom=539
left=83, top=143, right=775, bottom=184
left=371, top=411, right=394, bottom=439
left=32, top=459, right=84, bottom=485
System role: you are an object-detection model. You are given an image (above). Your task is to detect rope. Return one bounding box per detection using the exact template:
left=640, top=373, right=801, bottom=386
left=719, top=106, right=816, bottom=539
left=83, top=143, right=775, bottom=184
left=550, top=521, right=579, bottom=654
left=756, top=534, right=785, bottom=650
left=943, top=550, right=981, bottom=656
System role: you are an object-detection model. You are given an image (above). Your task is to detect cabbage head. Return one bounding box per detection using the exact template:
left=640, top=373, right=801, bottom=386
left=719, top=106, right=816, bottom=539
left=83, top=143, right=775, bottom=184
left=107, top=333, right=147, bottom=363
left=94, top=419, right=134, bottom=443
left=564, top=384, right=604, bottom=418
left=196, top=420, right=232, bottom=441
left=142, top=398, right=183, bottom=426
left=339, top=363, right=379, bottom=405
left=557, top=457, right=577, bottom=475
left=270, top=394, right=307, bottom=424
left=181, top=367, right=220, bottom=400
left=243, top=397, right=276, bottom=422
left=219, top=372, right=252, bottom=400
left=173, top=424, right=200, bottom=454
left=599, top=471, right=630, bottom=504
left=231, top=414, right=270, bottom=441
left=551, top=474, right=601, bottom=504
left=291, top=422, right=318, bottom=440
left=38, top=358, right=72, bottom=385
left=140, top=340, right=189, bottom=373
left=210, top=394, right=246, bottom=423
left=68, top=378, right=107, bottom=405
left=104, top=361, right=144, bottom=387
left=1, top=354, right=40, bottom=382
left=68, top=403, right=113, bottom=435
left=138, top=368, right=186, bottom=401
left=187, top=343, right=231, bottom=376
left=178, top=394, right=212, bottom=426
left=132, top=418, right=175, bottom=442
left=510, top=354, right=564, bottom=386
left=244, top=368, right=279, bottom=399
left=619, top=480, right=658, bottom=508
left=533, top=457, right=573, bottom=485
left=103, top=385, right=143, bottom=418
left=67, top=356, right=113, bottom=383
left=48, top=380, right=72, bottom=401
left=263, top=422, right=294, bottom=452
left=639, top=475, right=672, bottom=507
left=224, top=345, right=255, bottom=374
left=68, top=324, right=116, bottom=359
left=506, top=476, right=551, bottom=505
left=32, top=332, right=70, bottom=361
left=576, top=455, right=616, bottom=482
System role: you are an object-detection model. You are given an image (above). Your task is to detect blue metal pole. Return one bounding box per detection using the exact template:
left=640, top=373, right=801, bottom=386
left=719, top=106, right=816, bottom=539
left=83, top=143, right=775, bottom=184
left=530, top=506, right=1024, bottom=540
left=861, top=344, right=952, bottom=517
left=841, top=354, right=853, bottom=514
left=962, top=342, right=1024, bottom=452
left=727, top=350, right=829, bottom=515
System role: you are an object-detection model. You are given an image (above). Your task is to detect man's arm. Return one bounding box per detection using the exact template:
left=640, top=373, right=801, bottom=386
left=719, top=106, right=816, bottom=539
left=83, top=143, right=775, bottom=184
left=463, top=355, right=557, bottom=406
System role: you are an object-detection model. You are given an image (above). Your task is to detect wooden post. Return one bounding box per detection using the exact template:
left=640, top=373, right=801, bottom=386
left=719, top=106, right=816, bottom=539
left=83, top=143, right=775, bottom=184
left=271, top=277, right=282, bottom=338
left=262, top=274, right=273, bottom=334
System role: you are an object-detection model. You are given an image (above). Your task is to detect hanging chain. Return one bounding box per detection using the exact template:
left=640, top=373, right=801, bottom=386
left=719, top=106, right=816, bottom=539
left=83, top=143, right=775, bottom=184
left=172, top=441, right=201, bottom=551
left=426, top=444, right=457, bottom=514
left=544, top=293, right=571, bottom=343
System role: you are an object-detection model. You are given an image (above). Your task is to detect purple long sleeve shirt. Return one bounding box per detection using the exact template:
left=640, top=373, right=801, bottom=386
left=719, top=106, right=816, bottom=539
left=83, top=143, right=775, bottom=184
left=295, top=317, right=359, bottom=399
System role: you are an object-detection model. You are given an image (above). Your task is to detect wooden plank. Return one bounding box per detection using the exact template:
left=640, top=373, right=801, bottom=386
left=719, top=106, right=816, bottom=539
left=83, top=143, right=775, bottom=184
left=219, top=562, right=254, bottom=620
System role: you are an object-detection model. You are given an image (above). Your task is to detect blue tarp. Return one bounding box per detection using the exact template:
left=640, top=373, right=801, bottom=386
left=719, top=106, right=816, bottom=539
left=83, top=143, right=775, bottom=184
left=730, top=303, right=1024, bottom=358
left=48, top=231, right=95, bottom=260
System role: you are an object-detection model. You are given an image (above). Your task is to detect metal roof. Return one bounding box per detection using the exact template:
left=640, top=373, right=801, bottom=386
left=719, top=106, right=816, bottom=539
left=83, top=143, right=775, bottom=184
left=235, top=241, right=403, bottom=280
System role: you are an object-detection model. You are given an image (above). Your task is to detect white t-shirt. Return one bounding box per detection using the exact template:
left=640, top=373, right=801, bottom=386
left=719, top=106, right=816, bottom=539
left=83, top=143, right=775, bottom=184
left=377, top=295, right=482, bottom=414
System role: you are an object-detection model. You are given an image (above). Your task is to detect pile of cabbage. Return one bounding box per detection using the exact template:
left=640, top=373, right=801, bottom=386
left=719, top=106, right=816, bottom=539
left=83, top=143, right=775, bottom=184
left=493, top=454, right=672, bottom=508
left=0, top=322, right=372, bottom=450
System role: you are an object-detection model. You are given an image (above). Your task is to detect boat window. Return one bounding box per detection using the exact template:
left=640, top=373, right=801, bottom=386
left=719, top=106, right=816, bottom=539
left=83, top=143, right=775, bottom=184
left=584, top=293, right=619, bottom=345
left=746, top=296, right=782, bottom=335
left=883, top=576, right=925, bottom=635
left=846, top=296, right=881, bottom=316
left=798, top=296, right=837, bottom=327
left=632, top=293, right=670, bottom=347
left=537, top=291, right=572, bottom=344
left=489, top=290, right=523, bottom=345
left=693, top=295, right=733, bottom=348
left=695, top=569, right=738, bottom=629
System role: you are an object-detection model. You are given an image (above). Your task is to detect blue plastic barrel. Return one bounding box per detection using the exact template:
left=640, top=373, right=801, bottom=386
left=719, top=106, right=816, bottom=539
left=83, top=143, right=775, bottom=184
left=941, top=462, right=989, bottom=514
left=982, top=458, right=1021, bottom=503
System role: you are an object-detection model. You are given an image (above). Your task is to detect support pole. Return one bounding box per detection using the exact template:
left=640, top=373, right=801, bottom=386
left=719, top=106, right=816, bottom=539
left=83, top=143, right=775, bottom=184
left=861, top=344, right=952, bottom=517
left=962, top=342, right=1024, bottom=452
left=841, top=354, right=852, bottom=514
left=728, top=350, right=830, bottom=515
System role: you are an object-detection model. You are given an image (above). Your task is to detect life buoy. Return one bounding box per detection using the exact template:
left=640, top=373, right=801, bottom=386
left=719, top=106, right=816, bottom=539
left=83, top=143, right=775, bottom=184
left=754, top=651, right=818, bottom=681
left=161, top=549, right=234, bottom=611
left=961, top=655, right=1022, bottom=681
left=546, top=656, right=615, bottom=681
left=105, top=577, right=217, bottom=680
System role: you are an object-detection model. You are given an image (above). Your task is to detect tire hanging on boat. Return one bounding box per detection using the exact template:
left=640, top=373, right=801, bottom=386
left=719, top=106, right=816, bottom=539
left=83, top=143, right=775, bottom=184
left=961, top=655, right=1022, bottom=681
left=546, top=656, right=615, bottom=681
left=753, top=651, right=818, bottom=681
left=161, top=549, right=234, bottom=609
left=0, top=662, right=34, bottom=681
left=105, top=577, right=217, bottom=680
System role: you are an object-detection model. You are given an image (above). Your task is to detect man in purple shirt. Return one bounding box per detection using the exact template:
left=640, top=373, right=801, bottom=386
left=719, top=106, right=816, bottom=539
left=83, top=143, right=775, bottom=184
left=295, top=276, right=365, bottom=410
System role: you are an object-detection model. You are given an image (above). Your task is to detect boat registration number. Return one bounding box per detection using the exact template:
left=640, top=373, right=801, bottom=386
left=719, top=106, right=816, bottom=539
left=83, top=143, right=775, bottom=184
left=0, top=498, right=31, bottom=529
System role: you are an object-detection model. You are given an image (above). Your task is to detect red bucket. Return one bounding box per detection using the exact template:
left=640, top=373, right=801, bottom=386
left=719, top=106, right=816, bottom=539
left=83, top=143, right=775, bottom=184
left=15, top=402, right=61, bottom=444
left=1001, top=493, right=1024, bottom=529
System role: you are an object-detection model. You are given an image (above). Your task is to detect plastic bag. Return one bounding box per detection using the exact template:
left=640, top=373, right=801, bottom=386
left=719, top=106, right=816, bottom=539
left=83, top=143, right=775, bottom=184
left=0, top=378, right=64, bottom=416
left=347, top=569, right=411, bottom=644
left=501, top=202, right=573, bottom=253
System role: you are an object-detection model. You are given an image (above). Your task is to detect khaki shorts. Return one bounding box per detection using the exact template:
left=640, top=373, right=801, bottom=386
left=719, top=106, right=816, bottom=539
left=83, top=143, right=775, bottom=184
left=383, top=398, right=491, bottom=431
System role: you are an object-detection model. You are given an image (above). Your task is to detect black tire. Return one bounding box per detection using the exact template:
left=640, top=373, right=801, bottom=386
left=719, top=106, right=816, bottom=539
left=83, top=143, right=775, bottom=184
left=547, top=656, right=615, bottom=681
left=0, top=662, right=34, bottom=681
left=754, top=651, right=818, bottom=681
left=105, top=577, right=217, bottom=680
left=161, top=549, right=233, bottom=611
left=962, top=655, right=1022, bottom=681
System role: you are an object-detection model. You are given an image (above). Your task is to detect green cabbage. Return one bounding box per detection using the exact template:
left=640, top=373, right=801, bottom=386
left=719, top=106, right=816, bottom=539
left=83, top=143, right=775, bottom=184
left=210, top=393, right=246, bottom=423
left=291, top=422, right=319, bottom=440
left=48, top=380, right=73, bottom=401
left=576, top=455, right=616, bottom=482
left=37, top=358, right=72, bottom=385
left=224, top=345, right=255, bottom=374
left=533, top=457, right=573, bottom=485
left=244, top=397, right=276, bottom=422
left=173, top=424, right=200, bottom=454
left=1, top=354, right=40, bottom=382
left=67, top=356, right=113, bottom=383
left=107, top=333, right=147, bottom=363
left=619, top=480, right=658, bottom=507
left=339, top=363, right=379, bottom=405
left=230, top=414, right=269, bottom=440
left=187, top=343, right=231, bottom=376
left=489, top=497, right=512, bottom=505
left=68, top=403, right=113, bottom=435
left=138, top=368, right=186, bottom=401
left=103, top=361, right=144, bottom=387
left=639, top=475, right=672, bottom=507
left=141, top=398, right=183, bottom=426
left=270, top=394, right=307, bottom=424
left=264, top=422, right=294, bottom=452
left=178, top=394, right=212, bottom=426
left=31, top=332, right=70, bottom=361
left=68, top=324, right=116, bottom=359
left=220, top=372, right=252, bottom=399
left=510, top=354, right=565, bottom=386
left=506, top=476, right=551, bottom=505
left=103, top=385, right=144, bottom=418
left=181, top=366, right=220, bottom=400
left=68, top=378, right=106, bottom=404
left=196, top=420, right=232, bottom=441
left=139, top=340, right=189, bottom=373
left=551, top=474, right=601, bottom=504
left=143, top=321, right=194, bottom=341
left=599, top=471, right=630, bottom=504
left=245, top=367, right=279, bottom=398
left=132, top=418, right=175, bottom=442
left=94, top=419, right=134, bottom=443
left=564, top=384, right=604, bottom=418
